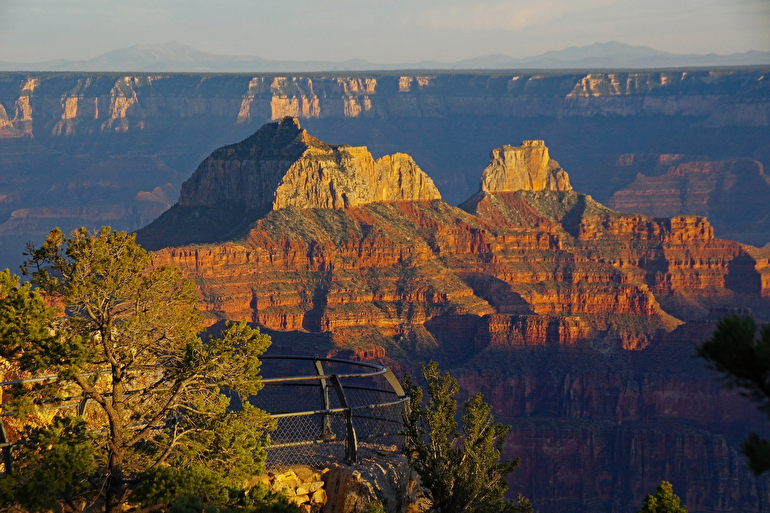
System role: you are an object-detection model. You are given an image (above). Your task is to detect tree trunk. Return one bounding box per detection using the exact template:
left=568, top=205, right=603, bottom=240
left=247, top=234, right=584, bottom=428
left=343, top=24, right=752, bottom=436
left=106, top=363, right=126, bottom=513
left=105, top=445, right=125, bottom=513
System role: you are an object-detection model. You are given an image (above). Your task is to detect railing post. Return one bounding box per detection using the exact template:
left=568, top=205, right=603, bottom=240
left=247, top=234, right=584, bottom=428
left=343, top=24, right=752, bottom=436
left=0, top=422, right=11, bottom=474
left=329, top=375, right=357, bottom=463
left=314, top=358, right=334, bottom=440
left=382, top=368, right=406, bottom=397
left=382, top=367, right=410, bottom=418
left=77, top=396, right=89, bottom=416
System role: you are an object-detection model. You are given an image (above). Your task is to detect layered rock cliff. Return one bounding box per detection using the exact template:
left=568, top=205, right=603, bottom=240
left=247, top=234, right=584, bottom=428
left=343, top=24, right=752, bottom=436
left=607, top=155, right=770, bottom=247
left=454, top=322, right=770, bottom=513
left=142, top=120, right=770, bottom=345
left=138, top=118, right=440, bottom=248
left=2, top=72, right=767, bottom=138
left=1, top=70, right=769, bottom=270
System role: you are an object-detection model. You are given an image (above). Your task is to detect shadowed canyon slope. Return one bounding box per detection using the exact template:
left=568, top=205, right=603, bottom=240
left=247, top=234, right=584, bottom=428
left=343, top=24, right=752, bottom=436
left=608, top=155, right=770, bottom=245
left=1, top=70, right=770, bottom=269
left=137, top=119, right=770, bottom=512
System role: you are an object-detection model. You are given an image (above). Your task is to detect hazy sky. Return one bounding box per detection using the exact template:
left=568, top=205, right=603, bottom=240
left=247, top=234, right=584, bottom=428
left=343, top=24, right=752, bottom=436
left=1, top=0, right=768, bottom=63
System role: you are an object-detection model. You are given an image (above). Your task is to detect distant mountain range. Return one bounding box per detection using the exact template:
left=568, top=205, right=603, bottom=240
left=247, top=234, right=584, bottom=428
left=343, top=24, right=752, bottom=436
left=2, top=41, right=769, bottom=72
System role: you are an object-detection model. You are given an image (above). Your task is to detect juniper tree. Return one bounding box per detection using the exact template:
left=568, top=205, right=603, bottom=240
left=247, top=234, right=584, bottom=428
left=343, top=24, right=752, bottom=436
left=696, top=315, right=770, bottom=476
left=0, top=227, right=275, bottom=512
left=401, top=361, right=532, bottom=513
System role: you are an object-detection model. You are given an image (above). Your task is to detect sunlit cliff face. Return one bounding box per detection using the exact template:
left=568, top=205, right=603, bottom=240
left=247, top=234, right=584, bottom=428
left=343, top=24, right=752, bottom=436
left=179, top=117, right=441, bottom=212
left=2, top=71, right=767, bottom=142
left=480, top=140, right=572, bottom=193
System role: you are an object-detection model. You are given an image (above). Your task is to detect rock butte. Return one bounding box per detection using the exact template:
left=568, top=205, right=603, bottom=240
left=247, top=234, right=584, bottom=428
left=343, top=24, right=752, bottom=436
left=481, top=140, right=571, bottom=193
left=139, top=118, right=770, bottom=512
left=180, top=117, right=441, bottom=212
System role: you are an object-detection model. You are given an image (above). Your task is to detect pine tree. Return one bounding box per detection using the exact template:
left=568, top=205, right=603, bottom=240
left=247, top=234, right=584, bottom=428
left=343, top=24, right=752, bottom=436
left=637, top=481, right=687, bottom=513
left=401, top=361, right=532, bottom=513
left=0, top=227, right=276, bottom=512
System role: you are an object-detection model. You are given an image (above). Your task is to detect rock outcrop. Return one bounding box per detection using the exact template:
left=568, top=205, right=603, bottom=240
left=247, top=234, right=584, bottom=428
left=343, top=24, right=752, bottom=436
left=480, top=141, right=571, bottom=193
left=249, top=450, right=429, bottom=513
left=146, top=127, right=770, bottom=350
left=179, top=117, right=440, bottom=212
left=252, top=467, right=330, bottom=511
left=322, top=448, right=429, bottom=513
left=137, top=118, right=441, bottom=248
left=140, top=124, right=770, bottom=512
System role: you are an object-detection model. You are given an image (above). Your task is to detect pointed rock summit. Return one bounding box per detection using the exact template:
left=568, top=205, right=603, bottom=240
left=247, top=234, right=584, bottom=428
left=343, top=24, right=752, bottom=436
left=137, top=117, right=442, bottom=248
left=180, top=116, right=441, bottom=212
left=480, top=140, right=571, bottom=193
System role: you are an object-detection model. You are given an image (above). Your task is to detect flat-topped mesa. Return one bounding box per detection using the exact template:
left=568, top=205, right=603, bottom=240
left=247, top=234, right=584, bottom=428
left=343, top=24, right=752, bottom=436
left=480, top=140, right=572, bottom=193
left=179, top=116, right=441, bottom=212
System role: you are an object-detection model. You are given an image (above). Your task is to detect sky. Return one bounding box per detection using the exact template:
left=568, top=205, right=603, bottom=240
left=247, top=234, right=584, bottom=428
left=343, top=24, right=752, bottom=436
left=0, top=0, right=769, bottom=63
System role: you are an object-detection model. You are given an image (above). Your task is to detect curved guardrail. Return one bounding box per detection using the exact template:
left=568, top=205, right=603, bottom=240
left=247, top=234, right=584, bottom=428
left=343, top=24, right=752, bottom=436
left=0, top=355, right=408, bottom=472
left=252, top=356, right=409, bottom=468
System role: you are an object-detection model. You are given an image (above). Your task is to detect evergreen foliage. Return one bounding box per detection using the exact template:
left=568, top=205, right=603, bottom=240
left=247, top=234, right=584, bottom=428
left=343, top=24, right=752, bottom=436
left=165, top=491, right=299, bottom=513
left=637, top=481, right=687, bottom=513
left=696, top=315, right=770, bottom=475
left=363, top=503, right=386, bottom=513
left=0, top=227, right=277, bottom=512
left=401, top=361, right=532, bottom=513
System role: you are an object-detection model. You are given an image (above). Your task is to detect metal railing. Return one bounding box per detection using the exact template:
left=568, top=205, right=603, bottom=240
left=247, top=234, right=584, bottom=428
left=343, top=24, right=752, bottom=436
left=0, top=356, right=408, bottom=472
left=253, top=356, right=409, bottom=468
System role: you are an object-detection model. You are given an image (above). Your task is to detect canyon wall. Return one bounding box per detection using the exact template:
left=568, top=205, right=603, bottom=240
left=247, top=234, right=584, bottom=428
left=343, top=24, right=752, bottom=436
left=455, top=325, right=770, bottom=513
left=608, top=156, right=770, bottom=246
left=1, top=70, right=769, bottom=269
left=2, top=74, right=770, bottom=511
left=138, top=121, right=770, bottom=511
left=2, top=72, right=768, bottom=136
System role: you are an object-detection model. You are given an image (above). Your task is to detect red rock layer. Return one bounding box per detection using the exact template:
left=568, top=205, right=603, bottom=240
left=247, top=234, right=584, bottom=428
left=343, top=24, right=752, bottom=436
left=474, top=314, right=591, bottom=349
left=609, top=159, right=769, bottom=219
left=154, top=189, right=770, bottom=353
left=607, top=155, right=770, bottom=247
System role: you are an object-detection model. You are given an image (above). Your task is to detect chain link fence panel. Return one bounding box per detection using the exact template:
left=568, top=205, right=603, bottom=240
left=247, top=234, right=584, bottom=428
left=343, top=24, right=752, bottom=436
left=254, top=356, right=408, bottom=469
